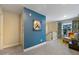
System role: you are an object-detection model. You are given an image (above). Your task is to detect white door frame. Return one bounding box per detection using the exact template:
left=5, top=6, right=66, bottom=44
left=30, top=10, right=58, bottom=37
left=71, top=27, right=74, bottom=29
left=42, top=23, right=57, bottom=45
left=0, top=8, right=3, bottom=50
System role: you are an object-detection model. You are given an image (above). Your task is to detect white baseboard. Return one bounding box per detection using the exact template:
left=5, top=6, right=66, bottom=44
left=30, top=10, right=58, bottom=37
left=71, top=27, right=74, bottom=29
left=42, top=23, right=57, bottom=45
left=24, top=42, right=46, bottom=52
left=3, top=42, right=20, bottom=49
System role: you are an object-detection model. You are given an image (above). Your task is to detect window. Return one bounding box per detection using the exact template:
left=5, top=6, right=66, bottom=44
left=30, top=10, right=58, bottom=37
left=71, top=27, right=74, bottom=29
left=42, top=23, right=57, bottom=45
left=62, top=23, right=72, bottom=37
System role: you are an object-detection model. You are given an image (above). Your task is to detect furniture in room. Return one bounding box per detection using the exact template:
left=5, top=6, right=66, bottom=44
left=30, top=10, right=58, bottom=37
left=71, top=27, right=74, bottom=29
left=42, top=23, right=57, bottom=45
left=68, top=32, right=79, bottom=51
left=63, top=37, right=71, bottom=43
left=68, top=40, right=79, bottom=51
left=63, top=32, right=75, bottom=43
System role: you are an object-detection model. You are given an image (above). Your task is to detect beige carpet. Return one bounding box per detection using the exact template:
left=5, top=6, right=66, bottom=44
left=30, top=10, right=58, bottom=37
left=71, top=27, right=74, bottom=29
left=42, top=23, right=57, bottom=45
left=0, top=39, right=79, bottom=55
left=24, top=39, right=79, bottom=55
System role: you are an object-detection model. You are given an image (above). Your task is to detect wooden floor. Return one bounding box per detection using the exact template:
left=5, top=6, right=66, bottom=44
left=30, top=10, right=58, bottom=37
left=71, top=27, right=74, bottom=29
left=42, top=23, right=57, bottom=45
left=0, top=39, right=79, bottom=55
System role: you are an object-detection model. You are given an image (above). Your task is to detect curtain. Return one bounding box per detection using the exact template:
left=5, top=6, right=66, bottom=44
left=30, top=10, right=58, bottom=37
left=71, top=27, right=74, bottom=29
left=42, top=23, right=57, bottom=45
left=57, top=22, right=62, bottom=39
left=72, top=17, right=79, bottom=33
left=72, top=17, right=79, bottom=40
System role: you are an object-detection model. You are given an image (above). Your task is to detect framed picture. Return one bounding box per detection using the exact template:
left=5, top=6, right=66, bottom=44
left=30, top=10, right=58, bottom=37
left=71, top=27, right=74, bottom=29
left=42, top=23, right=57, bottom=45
left=33, top=20, right=41, bottom=31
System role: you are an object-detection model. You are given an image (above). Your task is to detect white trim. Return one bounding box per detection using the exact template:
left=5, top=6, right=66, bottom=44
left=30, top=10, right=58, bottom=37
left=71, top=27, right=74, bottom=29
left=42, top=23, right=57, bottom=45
left=3, top=42, right=20, bottom=49
left=0, top=8, right=4, bottom=50
left=24, top=42, right=46, bottom=52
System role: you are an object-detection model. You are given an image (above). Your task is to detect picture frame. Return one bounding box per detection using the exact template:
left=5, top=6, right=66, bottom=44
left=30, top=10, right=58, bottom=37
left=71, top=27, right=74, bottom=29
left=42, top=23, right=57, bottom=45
left=33, top=20, right=41, bottom=31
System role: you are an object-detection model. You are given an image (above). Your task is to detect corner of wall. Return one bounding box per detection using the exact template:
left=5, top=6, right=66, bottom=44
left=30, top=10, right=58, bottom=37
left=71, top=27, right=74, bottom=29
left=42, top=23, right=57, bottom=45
left=0, top=8, right=4, bottom=50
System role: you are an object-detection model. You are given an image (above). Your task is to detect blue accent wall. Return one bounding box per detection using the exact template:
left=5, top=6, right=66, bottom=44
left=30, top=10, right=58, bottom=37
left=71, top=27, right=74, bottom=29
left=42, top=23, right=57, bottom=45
left=24, top=8, right=46, bottom=49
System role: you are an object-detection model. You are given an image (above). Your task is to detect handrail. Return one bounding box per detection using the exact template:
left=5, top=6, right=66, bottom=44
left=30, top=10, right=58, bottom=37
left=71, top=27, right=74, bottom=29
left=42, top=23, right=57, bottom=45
left=46, top=32, right=53, bottom=40
left=46, top=32, right=52, bottom=35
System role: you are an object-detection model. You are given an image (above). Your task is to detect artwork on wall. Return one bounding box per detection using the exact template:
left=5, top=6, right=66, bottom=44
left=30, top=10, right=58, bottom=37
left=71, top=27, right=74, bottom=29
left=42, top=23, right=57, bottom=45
left=33, top=20, right=41, bottom=31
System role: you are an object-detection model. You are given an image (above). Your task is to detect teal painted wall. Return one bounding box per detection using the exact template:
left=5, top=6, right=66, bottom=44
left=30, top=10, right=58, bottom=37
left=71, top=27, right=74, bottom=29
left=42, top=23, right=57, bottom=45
left=24, top=8, right=46, bottom=49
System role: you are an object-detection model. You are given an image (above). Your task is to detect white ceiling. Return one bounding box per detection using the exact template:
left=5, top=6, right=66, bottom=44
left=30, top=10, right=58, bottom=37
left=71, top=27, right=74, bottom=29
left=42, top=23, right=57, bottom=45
left=24, top=4, right=79, bottom=21
left=0, top=4, right=79, bottom=21
left=0, top=4, right=23, bottom=14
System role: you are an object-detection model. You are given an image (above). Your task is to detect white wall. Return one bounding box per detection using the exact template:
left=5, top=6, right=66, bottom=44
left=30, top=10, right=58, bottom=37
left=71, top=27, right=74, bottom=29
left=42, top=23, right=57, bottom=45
left=46, top=21, right=58, bottom=33
left=3, top=10, right=21, bottom=48
left=46, top=21, right=58, bottom=41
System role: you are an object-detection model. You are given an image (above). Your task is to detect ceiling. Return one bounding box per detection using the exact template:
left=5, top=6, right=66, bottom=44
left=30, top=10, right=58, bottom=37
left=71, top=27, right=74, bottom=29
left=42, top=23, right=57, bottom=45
left=0, top=4, right=23, bottom=14
left=24, top=4, right=79, bottom=21
left=0, top=4, right=79, bottom=21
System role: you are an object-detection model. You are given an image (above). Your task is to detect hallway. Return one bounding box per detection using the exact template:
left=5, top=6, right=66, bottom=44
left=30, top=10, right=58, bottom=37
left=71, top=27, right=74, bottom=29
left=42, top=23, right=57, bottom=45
left=0, top=39, right=79, bottom=55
